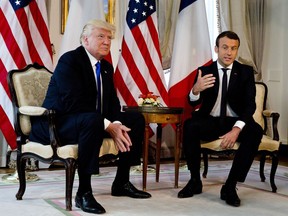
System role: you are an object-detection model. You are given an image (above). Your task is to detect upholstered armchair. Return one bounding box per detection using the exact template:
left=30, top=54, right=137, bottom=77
left=200, top=82, right=280, bottom=192
left=7, top=63, right=117, bottom=211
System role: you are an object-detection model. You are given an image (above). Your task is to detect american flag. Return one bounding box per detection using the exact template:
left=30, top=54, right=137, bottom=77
left=168, top=0, right=212, bottom=121
left=114, top=0, right=168, bottom=107
left=0, top=0, right=53, bottom=150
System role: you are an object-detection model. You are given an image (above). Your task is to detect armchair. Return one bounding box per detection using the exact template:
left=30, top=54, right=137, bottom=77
left=200, top=82, right=280, bottom=192
left=7, top=63, right=117, bottom=211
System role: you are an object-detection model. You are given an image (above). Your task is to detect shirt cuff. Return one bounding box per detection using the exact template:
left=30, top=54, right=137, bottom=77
left=104, top=119, right=122, bottom=130
left=189, top=88, right=200, bottom=101
left=104, top=118, right=111, bottom=130
left=233, top=120, right=245, bottom=130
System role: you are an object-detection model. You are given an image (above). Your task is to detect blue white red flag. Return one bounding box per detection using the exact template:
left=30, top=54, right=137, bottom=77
left=168, top=0, right=212, bottom=121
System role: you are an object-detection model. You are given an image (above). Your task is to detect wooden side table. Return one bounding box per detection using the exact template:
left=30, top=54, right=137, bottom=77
left=123, top=106, right=183, bottom=191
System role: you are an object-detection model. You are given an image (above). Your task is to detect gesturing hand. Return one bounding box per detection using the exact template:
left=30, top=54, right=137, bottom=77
left=192, top=69, right=216, bottom=95
left=106, top=123, right=132, bottom=152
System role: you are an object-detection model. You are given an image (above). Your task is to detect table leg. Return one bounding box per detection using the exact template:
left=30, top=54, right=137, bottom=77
left=143, top=122, right=150, bottom=191
left=174, top=123, right=181, bottom=188
left=156, top=123, right=162, bottom=182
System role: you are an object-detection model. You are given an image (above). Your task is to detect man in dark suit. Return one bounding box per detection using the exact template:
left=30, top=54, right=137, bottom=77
left=29, top=19, right=151, bottom=214
left=178, top=31, right=263, bottom=207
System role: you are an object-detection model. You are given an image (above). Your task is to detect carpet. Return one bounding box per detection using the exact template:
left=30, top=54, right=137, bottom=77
left=0, top=160, right=288, bottom=216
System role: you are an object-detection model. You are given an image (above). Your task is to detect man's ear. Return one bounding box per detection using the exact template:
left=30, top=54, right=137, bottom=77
left=214, top=45, right=219, bottom=53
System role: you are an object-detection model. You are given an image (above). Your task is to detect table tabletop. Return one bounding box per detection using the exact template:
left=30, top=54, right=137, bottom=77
left=122, top=106, right=183, bottom=114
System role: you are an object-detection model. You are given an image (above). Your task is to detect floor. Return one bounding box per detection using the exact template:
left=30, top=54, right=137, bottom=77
left=1, top=153, right=287, bottom=174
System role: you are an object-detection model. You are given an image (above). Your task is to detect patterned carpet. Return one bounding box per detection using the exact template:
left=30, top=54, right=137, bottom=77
left=1, top=160, right=288, bottom=216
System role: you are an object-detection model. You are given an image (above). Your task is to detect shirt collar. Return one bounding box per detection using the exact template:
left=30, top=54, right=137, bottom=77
left=217, top=61, right=233, bottom=70
left=84, top=47, right=100, bottom=67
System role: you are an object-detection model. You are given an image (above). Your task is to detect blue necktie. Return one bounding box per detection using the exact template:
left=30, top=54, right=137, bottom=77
left=96, top=62, right=101, bottom=113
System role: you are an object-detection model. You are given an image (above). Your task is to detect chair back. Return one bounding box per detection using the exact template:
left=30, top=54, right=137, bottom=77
left=253, top=82, right=268, bottom=131
left=7, top=63, right=52, bottom=136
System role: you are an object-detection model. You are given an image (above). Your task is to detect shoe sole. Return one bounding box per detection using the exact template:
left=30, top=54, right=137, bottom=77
left=178, top=188, right=202, bottom=198
left=112, top=193, right=151, bottom=199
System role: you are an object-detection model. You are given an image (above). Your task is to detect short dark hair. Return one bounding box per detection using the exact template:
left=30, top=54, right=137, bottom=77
left=215, top=31, right=240, bottom=47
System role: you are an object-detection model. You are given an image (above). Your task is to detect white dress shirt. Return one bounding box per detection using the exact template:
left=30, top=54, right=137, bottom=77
left=85, top=48, right=121, bottom=129
left=189, top=61, right=245, bottom=130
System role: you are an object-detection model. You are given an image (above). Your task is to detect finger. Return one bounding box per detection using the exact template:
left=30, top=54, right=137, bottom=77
left=116, top=142, right=126, bottom=152
left=121, top=125, right=131, bottom=132
left=122, top=131, right=132, bottom=145
left=198, top=69, right=202, bottom=79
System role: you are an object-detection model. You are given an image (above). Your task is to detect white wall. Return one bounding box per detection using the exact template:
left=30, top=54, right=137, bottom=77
left=47, top=0, right=288, bottom=144
left=261, top=0, right=288, bottom=144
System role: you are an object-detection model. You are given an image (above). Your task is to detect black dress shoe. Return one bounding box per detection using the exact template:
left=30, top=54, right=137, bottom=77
left=220, top=184, right=241, bottom=207
left=111, top=181, right=151, bottom=198
left=75, top=191, right=106, bottom=214
left=178, top=179, right=203, bottom=198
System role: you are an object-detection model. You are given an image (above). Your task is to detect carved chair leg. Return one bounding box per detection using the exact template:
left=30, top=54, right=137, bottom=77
left=16, top=157, right=27, bottom=200
left=259, top=152, right=266, bottom=182
left=65, top=159, right=77, bottom=211
left=269, top=152, right=278, bottom=193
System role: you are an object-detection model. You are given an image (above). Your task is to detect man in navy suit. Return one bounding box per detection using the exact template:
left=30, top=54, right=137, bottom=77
left=178, top=31, right=263, bottom=207
left=29, top=19, right=151, bottom=214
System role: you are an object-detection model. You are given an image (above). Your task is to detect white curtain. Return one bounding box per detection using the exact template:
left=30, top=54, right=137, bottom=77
left=217, top=0, right=265, bottom=81
left=157, top=0, right=180, bottom=69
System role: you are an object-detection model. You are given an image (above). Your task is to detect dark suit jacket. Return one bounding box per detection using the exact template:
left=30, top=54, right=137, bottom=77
left=189, top=60, right=256, bottom=124
left=43, top=46, right=121, bottom=121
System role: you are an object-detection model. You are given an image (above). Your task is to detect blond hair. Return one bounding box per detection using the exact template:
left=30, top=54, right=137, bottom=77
left=80, top=19, right=116, bottom=44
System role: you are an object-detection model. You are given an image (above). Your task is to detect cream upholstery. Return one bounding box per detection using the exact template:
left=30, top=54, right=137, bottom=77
left=200, top=82, right=280, bottom=192
left=7, top=63, right=118, bottom=211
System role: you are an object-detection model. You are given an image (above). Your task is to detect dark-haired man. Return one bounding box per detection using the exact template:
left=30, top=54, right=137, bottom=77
left=178, top=31, right=263, bottom=207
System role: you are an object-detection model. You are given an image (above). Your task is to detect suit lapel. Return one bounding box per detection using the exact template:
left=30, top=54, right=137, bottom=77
left=228, top=64, right=240, bottom=92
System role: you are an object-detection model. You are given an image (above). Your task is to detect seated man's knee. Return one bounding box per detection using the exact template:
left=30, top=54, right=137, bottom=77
left=79, top=113, right=104, bottom=131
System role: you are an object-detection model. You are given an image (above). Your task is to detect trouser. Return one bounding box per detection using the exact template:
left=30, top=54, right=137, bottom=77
left=182, top=114, right=263, bottom=182
left=29, top=112, right=145, bottom=175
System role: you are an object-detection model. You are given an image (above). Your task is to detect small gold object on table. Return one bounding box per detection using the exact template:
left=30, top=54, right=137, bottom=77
left=123, top=105, right=183, bottom=191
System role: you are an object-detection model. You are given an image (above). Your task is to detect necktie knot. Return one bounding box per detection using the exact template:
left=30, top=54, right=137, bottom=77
left=221, top=68, right=228, bottom=73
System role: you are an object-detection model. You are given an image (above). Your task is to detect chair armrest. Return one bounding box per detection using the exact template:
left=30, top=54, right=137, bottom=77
left=263, top=109, right=279, bottom=117
left=19, top=106, right=61, bottom=150
left=262, top=109, right=280, bottom=141
left=19, top=106, right=48, bottom=116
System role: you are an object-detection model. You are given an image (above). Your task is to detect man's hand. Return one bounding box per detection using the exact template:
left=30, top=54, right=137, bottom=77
left=219, top=127, right=241, bottom=149
left=192, top=69, right=216, bottom=95
left=106, top=123, right=132, bottom=152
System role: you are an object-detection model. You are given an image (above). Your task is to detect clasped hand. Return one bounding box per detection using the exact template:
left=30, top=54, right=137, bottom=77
left=106, top=123, right=132, bottom=152
left=192, top=69, right=216, bottom=95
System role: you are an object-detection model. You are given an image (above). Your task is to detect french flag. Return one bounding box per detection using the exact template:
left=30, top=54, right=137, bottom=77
left=168, top=0, right=212, bottom=121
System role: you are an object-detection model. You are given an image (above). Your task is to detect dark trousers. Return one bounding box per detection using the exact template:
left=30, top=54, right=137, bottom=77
left=29, top=112, right=145, bottom=175
left=182, top=114, right=263, bottom=182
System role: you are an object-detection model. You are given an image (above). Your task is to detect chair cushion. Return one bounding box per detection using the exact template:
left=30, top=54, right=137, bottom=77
left=201, top=135, right=280, bottom=152
left=201, top=139, right=240, bottom=151
left=99, top=138, right=118, bottom=157
left=258, top=135, right=280, bottom=151
left=22, top=138, right=118, bottom=160
left=22, top=142, right=78, bottom=159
